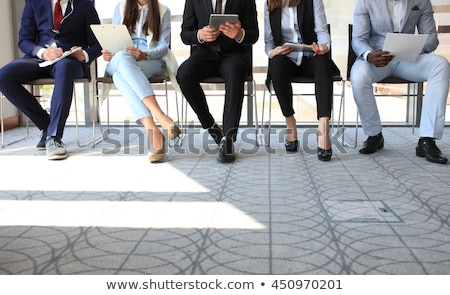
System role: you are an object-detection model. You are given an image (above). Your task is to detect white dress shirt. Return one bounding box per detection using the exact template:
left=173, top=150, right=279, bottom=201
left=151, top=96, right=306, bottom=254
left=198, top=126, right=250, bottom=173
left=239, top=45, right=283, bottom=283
left=264, top=0, right=330, bottom=65
left=387, top=0, right=406, bottom=33
left=363, top=0, right=406, bottom=60
left=37, top=0, right=89, bottom=62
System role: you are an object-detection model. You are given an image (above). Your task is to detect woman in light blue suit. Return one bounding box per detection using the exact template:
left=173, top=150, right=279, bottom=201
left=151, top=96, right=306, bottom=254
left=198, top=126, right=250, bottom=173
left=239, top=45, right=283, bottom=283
left=351, top=0, right=450, bottom=164
left=101, top=0, right=180, bottom=163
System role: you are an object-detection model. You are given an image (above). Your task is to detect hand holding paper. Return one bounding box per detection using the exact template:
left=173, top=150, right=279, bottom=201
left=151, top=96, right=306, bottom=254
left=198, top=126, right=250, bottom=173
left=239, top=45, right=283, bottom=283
left=39, top=47, right=82, bottom=68
left=382, top=33, right=428, bottom=62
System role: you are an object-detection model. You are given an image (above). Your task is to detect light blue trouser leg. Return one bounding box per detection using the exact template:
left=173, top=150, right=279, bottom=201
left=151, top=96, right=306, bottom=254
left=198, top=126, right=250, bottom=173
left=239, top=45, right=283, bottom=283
left=351, top=54, right=450, bottom=139
left=106, top=51, right=164, bottom=123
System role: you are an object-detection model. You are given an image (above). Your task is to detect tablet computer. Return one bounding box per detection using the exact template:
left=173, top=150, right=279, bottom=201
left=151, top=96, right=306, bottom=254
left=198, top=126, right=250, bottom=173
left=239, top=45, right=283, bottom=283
left=282, top=42, right=314, bottom=52
left=90, top=24, right=134, bottom=54
left=209, top=14, right=239, bottom=29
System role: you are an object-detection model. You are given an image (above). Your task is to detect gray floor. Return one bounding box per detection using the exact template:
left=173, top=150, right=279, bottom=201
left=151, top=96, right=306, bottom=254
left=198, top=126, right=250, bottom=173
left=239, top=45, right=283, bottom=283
left=1, top=125, right=450, bottom=275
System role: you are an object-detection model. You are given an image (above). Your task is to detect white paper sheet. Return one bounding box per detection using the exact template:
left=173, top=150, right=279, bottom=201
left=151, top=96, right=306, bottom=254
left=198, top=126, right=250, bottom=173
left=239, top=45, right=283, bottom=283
left=382, top=33, right=428, bottom=62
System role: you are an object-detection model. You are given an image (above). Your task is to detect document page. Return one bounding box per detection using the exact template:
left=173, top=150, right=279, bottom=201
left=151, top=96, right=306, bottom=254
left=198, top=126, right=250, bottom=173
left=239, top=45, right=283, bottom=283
left=39, top=47, right=82, bottom=68
left=382, top=33, right=428, bottom=62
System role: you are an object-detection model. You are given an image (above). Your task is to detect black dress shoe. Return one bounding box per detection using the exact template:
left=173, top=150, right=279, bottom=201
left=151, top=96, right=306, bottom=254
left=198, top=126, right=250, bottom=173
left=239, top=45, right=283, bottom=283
left=416, top=138, right=448, bottom=164
left=317, top=147, right=332, bottom=161
left=208, top=123, right=223, bottom=145
left=36, top=129, right=47, bottom=150
left=359, top=132, right=384, bottom=154
left=285, top=140, right=298, bottom=152
left=217, top=137, right=235, bottom=163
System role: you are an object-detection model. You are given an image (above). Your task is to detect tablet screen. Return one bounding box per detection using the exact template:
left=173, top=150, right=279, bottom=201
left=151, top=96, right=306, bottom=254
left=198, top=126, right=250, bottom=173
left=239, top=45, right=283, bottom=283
left=208, top=14, right=239, bottom=29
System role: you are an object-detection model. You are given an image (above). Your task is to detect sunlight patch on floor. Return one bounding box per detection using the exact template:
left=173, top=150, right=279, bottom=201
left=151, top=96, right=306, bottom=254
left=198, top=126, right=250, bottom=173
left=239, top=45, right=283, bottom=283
left=0, top=200, right=265, bottom=229
left=0, top=156, right=207, bottom=193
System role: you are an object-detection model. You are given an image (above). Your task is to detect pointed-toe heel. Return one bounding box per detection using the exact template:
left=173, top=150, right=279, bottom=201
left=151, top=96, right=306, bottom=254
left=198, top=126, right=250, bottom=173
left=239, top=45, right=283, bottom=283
left=317, top=147, right=332, bottom=161
left=285, top=140, right=298, bottom=152
left=167, top=125, right=181, bottom=140
left=148, top=135, right=166, bottom=163
left=147, top=149, right=166, bottom=163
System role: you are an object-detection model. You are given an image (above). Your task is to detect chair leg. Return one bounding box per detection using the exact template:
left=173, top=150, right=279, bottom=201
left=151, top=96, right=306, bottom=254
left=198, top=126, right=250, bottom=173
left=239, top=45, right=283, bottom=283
left=256, top=87, right=266, bottom=147
left=1, top=94, right=4, bottom=148
left=165, top=81, right=184, bottom=147
left=1, top=89, right=31, bottom=148
left=257, top=85, right=271, bottom=147
left=91, top=82, right=111, bottom=147
left=73, top=84, right=84, bottom=147
left=333, top=80, right=347, bottom=146
left=253, top=80, right=259, bottom=145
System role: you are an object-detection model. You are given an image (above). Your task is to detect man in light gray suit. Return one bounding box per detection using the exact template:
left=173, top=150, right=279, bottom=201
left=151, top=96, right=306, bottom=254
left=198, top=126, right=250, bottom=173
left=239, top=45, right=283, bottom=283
left=351, top=0, right=450, bottom=164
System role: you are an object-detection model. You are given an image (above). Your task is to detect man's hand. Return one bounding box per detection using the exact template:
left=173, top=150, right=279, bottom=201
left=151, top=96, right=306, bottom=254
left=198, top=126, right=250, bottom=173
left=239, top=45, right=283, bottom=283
left=199, top=25, right=220, bottom=42
left=219, top=20, right=243, bottom=40
left=70, top=46, right=86, bottom=62
left=368, top=49, right=394, bottom=67
left=42, top=47, right=63, bottom=61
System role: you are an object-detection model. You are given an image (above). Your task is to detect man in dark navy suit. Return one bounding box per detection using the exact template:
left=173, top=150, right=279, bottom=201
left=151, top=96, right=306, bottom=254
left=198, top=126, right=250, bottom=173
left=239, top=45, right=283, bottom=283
left=176, top=0, right=259, bottom=163
left=0, top=0, right=101, bottom=160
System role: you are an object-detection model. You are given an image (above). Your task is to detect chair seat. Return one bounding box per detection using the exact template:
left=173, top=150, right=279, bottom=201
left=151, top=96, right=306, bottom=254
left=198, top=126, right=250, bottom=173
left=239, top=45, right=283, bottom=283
left=378, top=77, right=413, bottom=84
left=290, top=75, right=343, bottom=83
left=201, top=75, right=254, bottom=84
left=27, top=77, right=91, bottom=85
left=96, top=76, right=168, bottom=84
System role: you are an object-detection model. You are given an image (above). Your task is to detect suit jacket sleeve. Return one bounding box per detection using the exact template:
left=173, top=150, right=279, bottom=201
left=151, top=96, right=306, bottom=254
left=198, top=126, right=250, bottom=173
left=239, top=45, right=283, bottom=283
left=18, top=0, right=51, bottom=57
left=239, top=0, right=259, bottom=45
left=18, top=0, right=101, bottom=63
left=352, top=0, right=439, bottom=58
left=180, top=0, right=201, bottom=45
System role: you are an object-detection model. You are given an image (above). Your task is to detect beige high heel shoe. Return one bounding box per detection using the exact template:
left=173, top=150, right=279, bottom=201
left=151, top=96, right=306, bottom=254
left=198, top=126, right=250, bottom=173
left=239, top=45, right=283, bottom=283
left=167, top=124, right=181, bottom=140
left=147, top=134, right=166, bottom=163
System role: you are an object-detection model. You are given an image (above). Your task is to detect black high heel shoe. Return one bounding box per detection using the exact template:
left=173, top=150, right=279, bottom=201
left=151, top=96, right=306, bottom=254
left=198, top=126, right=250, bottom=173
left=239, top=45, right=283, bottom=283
left=285, top=140, right=298, bottom=152
left=317, top=147, right=332, bottom=161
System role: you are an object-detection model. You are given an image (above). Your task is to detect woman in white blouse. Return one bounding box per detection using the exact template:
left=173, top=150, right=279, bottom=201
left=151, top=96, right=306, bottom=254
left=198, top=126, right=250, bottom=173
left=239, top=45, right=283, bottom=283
left=101, top=0, right=180, bottom=163
left=265, top=0, right=338, bottom=161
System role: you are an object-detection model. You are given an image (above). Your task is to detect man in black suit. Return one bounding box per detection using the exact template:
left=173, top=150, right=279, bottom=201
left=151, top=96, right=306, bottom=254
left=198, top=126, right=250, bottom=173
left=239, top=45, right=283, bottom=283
left=176, top=0, right=259, bottom=163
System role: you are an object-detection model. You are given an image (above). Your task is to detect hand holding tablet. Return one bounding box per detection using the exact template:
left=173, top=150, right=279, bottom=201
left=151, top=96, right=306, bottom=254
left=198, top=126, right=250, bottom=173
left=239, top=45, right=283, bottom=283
left=208, top=14, right=239, bottom=29
left=282, top=42, right=314, bottom=52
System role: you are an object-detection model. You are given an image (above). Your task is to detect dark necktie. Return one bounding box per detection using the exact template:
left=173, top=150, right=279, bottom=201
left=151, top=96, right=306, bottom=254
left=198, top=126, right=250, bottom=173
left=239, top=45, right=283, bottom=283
left=215, top=0, right=222, bottom=14
left=54, top=0, right=63, bottom=30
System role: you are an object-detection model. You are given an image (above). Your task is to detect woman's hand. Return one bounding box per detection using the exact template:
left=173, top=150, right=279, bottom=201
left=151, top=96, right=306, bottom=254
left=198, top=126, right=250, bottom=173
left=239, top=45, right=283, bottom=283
left=311, top=42, right=329, bottom=55
left=270, top=46, right=293, bottom=58
left=101, top=49, right=114, bottom=62
left=125, top=46, right=147, bottom=61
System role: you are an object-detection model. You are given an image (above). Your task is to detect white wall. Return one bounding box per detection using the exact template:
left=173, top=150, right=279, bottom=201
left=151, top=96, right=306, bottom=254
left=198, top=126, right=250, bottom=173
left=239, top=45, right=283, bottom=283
left=0, top=0, right=18, bottom=118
